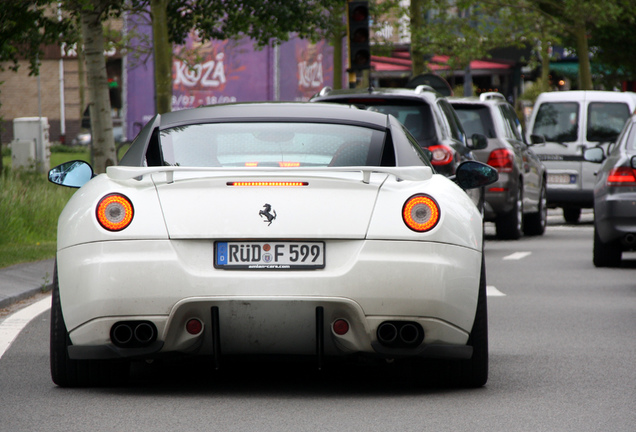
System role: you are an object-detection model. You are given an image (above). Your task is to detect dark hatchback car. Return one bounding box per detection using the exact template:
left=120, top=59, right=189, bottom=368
left=311, top=86, right=487, bottom=178
left=451, top=93, right=547, bottom=239
left=584, top=113, right=636, bottom=267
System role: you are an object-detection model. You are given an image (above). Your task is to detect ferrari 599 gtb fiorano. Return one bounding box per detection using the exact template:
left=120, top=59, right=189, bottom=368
left=48, top=103, right=497, bottom=388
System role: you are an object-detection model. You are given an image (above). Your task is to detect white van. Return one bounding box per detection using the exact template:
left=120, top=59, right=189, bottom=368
left=526, top=91, right=636, bottom=222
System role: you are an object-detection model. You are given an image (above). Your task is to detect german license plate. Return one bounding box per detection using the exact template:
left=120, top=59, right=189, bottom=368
left=548, top=173, right=576, bottom=184
left=215, top=241, right=325, bottom=270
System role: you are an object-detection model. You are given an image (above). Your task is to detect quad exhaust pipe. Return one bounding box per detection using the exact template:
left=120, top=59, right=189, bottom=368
left=377, top=321, right=424, bottom=348
left=111, top=321, right=157, bottom=348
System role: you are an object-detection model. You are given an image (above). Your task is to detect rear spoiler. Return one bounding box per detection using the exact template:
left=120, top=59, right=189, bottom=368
left=106, top=165, right=434, bottom=184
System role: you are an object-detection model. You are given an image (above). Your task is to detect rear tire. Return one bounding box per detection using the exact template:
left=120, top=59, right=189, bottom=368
left=496, top=187, right=522, bottom=239
left=563, top=207, right=581, bottom=224
left=455, top=256, right=489, bottom=387
left=419, top=257, right=489, bottom=388
left=593, top=224, right=622, bottom=267
left=50, top=262, right=129, bottom=387
left=523, top=183, right=547, bottom=236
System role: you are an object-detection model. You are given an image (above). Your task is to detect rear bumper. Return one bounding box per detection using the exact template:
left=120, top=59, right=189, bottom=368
left=547, top=188, right=594, bottom=208
left=595, top=192, right=636, bottom=245
left=57, top=239, right=482, bottom=360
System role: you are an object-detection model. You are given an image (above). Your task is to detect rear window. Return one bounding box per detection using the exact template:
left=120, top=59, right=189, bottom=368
left=587, top=102, right=630, bottom=142
left=532, top=102, right=579, bottom=143
left=453, top=105, right=496, bottom=138
left=157, top=122, right=385, bottom=167
left=353, top=102, right=439, bottom=147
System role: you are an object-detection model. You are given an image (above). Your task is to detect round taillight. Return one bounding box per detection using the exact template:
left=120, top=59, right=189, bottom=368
left=402, top=194, right=440, bottom=232
left=186, top=319, right=203, bottom=335
left=96, top=193, right=134, bottom=231
left=333, top=319, right=350, bottom=336
left=428, top=144, right=453, bottom=166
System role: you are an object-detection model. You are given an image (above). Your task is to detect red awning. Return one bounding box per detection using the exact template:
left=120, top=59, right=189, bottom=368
left=371, top=54, right=513, bottom=72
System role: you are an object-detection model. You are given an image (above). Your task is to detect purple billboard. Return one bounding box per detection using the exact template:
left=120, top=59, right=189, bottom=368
left=126, top=17, right=336, bottom=140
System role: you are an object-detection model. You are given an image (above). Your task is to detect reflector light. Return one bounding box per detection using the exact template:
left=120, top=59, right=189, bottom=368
left=488, top=187, right=508, bottom=192
left=227, top=181, right=308, bottom=187
left=428, top=144, right=453, bottom=166
left=186, top=319, right=203, bottom=335
left=403, top=194, right=440, bottom=232
left=487, top=148, right=514, bottom=173
left=333, top=319, right=350, bottom=335
left=279, top=161, right=300, bottom=167
left=607, top=167, right=636, bottom=186
left=96, top=194, right=134, bottom=231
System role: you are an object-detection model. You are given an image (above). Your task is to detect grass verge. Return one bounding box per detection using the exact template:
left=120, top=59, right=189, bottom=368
left=0, top=148, right=88, bottom=268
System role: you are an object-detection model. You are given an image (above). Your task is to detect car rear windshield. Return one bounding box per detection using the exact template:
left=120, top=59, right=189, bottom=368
left=532, top=102, right=579, bottom=143
left=158, top=122, right=386, bottom=167
left=587, top=102, right=630, bottom=142
left=349, top=102, right=439, bottom=147
left=453, top=105, right=496, bottom=138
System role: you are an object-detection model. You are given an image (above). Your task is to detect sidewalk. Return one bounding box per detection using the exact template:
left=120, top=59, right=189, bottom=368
left=0, top=258, right=55, bottom=309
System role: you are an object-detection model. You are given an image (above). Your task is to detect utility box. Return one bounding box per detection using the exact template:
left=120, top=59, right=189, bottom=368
left=12, top=117, right=50, bottom=172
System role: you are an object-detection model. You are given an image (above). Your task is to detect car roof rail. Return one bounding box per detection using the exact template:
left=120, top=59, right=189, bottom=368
left=479, top=92, right=506, bottom=101
left=318, top=86, right=332, bottom=96
left=414, top=85, right=436, bottom=94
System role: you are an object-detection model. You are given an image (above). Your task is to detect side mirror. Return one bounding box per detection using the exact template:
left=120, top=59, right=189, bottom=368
left=48, top=160, right=94, bottom=188
left=583, top=147, right=605, bottom=164
left=631, top=155, right=636, bottom=169
left=454, top=160, right=498, bottom=190
left=469, top=133, right=488, bottom=150
left=530, top=134, right=546, bottom=145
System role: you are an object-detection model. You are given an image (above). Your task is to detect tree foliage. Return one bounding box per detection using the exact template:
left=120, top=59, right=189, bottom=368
left=0, top=1, right=74, bottom=75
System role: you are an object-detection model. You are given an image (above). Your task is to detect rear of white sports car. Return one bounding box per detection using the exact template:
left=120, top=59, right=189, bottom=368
left=50, top=104, right=493, bottom=387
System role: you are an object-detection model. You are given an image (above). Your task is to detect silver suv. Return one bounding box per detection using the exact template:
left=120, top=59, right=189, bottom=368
left=452, top=93, right=547, bottom=239
left=526, top=90, right=636, bottom=223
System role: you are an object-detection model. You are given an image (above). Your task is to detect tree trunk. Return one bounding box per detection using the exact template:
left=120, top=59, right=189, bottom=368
left=151, top=0, right=172, bottom=114
left=574, top=20, right=593, bottom=90
left=541, top=38, right=551, bottom=92
left=410, top=0, right=425, bottom=76
left=80, top=4, right=116, bottom=174
left=331, top=32, right=343, bottom=90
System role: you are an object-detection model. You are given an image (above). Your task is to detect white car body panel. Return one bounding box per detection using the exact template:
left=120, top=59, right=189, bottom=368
left=56, top=168, right=483, bottom=357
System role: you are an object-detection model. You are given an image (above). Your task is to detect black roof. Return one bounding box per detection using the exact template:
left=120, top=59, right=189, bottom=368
left=157, top=102, right=390, bottom=130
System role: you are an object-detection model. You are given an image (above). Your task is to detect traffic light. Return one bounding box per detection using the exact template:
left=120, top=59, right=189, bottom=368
left=348, top=1, right=370, bottom=71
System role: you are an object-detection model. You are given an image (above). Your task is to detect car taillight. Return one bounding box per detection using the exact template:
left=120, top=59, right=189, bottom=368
left=402, top=194, right=440, bottom=232
left=607, top=166, right=636, bottom=186
left=96, top=193, right=134, bottom=231
left=487, top=148, right=514, bottom=173
left=428, top=145, right=454, bottom=166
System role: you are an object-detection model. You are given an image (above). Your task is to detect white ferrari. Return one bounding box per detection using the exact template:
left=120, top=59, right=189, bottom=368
left=48, top=103, right=497, bottom=387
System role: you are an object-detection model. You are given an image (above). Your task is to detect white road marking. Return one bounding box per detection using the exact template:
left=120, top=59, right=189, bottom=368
left=487, top=286, right=506, bottom=297
left=0, top=296, right=51, bottom=360
left=503, top=251, right=532, bottom=260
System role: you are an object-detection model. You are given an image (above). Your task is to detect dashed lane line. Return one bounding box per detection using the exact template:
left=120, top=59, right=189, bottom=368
left=503, top=251, right=532, bottom=260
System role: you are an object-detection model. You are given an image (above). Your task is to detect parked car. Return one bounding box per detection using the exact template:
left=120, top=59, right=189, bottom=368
left=584, top=112, right=636, bottom=267
left=48, top=102, right=498, bottom=388
left=451, top=92, right=547, bottom=239
left=526, top=90, right=636, bottom=223
left=70, top=125, right=125, bottom=146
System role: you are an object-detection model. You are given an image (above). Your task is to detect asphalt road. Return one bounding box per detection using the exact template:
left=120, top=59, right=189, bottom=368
left=1, top=211, right=635, bottom=431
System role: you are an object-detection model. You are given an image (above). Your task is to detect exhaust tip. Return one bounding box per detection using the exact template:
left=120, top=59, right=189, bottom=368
left=111, top=321, right=157, bottom=348
left=376, top=321, right=424, bottom=348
